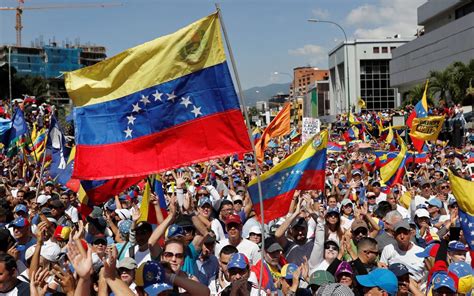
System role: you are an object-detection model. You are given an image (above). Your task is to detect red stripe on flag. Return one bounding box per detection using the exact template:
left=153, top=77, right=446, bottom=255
left=296, top=169, right=325, bottom=190
left=73, top=110, right=251, bottom=180
left=253, top=191, right=294, bottom=224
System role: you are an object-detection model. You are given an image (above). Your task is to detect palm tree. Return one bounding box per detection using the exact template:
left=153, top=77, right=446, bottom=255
left=429, top=67, right=457, bottom=105
left=405, top=83, right=425, bottom=106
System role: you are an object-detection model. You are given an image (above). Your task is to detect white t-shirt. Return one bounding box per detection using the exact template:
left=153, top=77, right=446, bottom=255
left=124, top=245, right=151, bottom=266
left=210, top=219, right=225, bottom=242
left=65, top=205, right=79, bottom=223
left=380, top=242, right=426, bottom=281
left=214, top=238, right=260, bottom=265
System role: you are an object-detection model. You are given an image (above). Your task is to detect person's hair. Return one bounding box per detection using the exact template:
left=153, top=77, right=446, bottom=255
left=24, top=190, right=36, bottom=201
left=374, top=201, right=392, bottom=218
left=357, top=237, right=378, bottom=252
left=385, top=210, right=403, bottom=224
left=219, top=245, right=238, bottom=257
left=163, top=238, right=185, bottom=252
left=0, top=253, right=17, bottom=273
left=16, top=189, right=26, bottom=196
left=220, top=200, right=233, bottom=210
left=324, top=215, right=344, bottom=242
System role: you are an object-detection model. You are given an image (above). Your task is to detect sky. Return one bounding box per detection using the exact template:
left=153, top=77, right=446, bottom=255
left=0, top=0, right=425, bottom=90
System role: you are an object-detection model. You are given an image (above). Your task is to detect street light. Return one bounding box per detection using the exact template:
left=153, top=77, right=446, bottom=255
left=308, top=19, right=351, bottom=114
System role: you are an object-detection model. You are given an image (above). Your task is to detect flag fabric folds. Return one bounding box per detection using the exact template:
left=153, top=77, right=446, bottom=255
left=81, top=176, right=144, bottom=205
left=327, top=142, right=343, bottom=153
left=407, top=80, right=429, bottom=152
left=248, top=130, right=328, bottom=223
left=343, top=126, right=359, bottom=142
left=255, top=103, right=291, bottom=162
left=138, top=181, right=158, bottom=225
left=357, top=97, right=366, bottom=109
left=0, top=118, right=12, bottom=136
left=409, top=116, right=444, bottom=141
left=47, top=116, right=72, bottom=180
left=65, top=13, right=251, bottom=180
left=152, top=174, right=168, bottom=219
left=380, top=134, right=407, bottom=186
left=447, top=170, right=474, bottom=251
left=29, top=123, right=47, bottom=161
left=2, top=108, right=28, bottom=157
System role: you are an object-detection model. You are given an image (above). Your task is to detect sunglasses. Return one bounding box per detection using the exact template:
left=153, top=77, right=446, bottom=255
left=163, top=252, right=184, bottom=259
left=367, top=196, right=376, bottom=200
left=196, top=192, right=208, bottom=197
left=325, top=245, right=338, bottom=251
left=363, top=249, right=379, bottom=256
left=93, top=240, right=107, bottom=246
left=233, top=200, right=243, bottom=205
left=440, top=185, right=449, bottom=189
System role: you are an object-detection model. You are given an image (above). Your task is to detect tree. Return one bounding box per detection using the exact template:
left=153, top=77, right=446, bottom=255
left=0, top=63, right=49, bottom=101
left=429, top=67, right=455, bottom=104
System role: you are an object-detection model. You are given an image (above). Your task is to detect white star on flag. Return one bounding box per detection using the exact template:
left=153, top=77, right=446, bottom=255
left=180, top=96, right=192, bottom=108
left=153, top=90, right=163, bottom=102
left=191, top=105, right=202, bottom=117
left=124, top=127, right=133, bottom=138
left=167, top=91, right=177, bottom=102
left=140, top=95, right=150, bottom=105
left=132, top=103, right=141, bottom=113
left=127, top=115, right=136, bottom=125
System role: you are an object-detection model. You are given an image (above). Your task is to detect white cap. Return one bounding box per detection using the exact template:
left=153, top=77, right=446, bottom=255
left=26, top=242, right=61, bottom=262
left=115, top=209, right=132, bottom=220
left=232, top=195, right=243, bottom=202
left=37, top=194, right=51, bottom=206
left=246, top=225, right=262, bottom=238
left=415, top=208, right=430, bottom=219
left=215, top=170, right=224, bottom=177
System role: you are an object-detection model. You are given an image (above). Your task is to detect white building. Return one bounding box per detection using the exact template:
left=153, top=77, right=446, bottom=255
left=390, top=0, right=474, bottom=97
left=328, top=38, right=412, bottom=114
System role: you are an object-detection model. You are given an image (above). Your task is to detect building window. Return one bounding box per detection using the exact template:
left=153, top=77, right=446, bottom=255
left=381, top=47, right=388, bottom=53
left=373, top=47, right=379, bottom=54
left=359, top=60, right=396, bottom=111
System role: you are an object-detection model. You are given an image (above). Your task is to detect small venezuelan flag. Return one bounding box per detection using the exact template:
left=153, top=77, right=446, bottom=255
left=248, top=130, right=328, bottom=223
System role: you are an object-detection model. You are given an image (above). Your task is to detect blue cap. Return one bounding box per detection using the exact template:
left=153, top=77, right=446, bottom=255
left=426, top=197, right=442, bottom=208
left=227, top=253, right=249, bottom=270
left=118, top=219, right=132, bottom=234
left=14, top=204, right=27, bottom=213
left=448, top=262, right=472, bottom=278
left=281, top=263, right=299, bottom=280
left=415, top=242, right=440, bottom=258
left=9, top=217, right=30, bottom=228
left=326, top=207, right=340, bottom=215
left=431, top=273, right=456, bottom=292
left=448, top=241, right=467, bottom=252
left=339, top=175, right=347, bottom=182
left=105, top=200, right=117, bottom=211
left=198, top=197, right=212, bottom=208
left=388, top=263, right=411, bottom=277
left=165, top=224, right=184, bottom=239
left=352, top=170, right=362, bottom=176
left=136, top=261, right=173, bottom=294
left=356, top=268, right=398, bottom=295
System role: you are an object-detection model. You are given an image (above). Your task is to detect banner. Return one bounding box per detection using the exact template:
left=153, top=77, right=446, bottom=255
left=409, top=116, right=444, bottom=141
left=302, top=117, right=321, bottom=143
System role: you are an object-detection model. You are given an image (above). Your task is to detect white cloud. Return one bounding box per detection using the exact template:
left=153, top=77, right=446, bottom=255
left=288, top=44, right=327, bottom=66
left=311, top=8, right=330, bottom=20
left=346, top=0, right=425, bottom=39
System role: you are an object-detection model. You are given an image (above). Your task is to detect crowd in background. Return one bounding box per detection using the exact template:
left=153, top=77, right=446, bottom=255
left=0, top=99, right=472, bottom=296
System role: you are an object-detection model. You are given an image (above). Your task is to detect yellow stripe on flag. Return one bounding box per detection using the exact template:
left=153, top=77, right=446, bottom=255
left=138, top=181, right=151, bottom=223
left=448, top=169, right=474, bottom=215
left=65, top=13, right=225, bottom=107
left=380, top=134, right=407, bottom=184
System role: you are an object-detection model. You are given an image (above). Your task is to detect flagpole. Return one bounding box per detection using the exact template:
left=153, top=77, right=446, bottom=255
left=215, top=4, right=266, bottom=292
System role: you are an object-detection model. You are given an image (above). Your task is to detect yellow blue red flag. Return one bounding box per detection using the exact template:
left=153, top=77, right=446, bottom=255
left=248, top=130, right=328, bottom=223
left=65, top=13, right=251, bottom=180
left=380, top=134, right=407, bottom=186
left=447, top=170, right=474, bottom=251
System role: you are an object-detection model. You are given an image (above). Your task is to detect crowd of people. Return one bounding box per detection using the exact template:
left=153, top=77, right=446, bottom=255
left=0, top=100, right=472, bottom=296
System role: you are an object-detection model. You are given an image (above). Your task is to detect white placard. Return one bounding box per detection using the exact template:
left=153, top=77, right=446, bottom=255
left=302, top=117, right=321, bottom=143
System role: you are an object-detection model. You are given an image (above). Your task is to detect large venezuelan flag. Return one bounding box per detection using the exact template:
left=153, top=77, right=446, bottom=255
left=447, top=170, right=474, bottom=261
left=248, top=130, right=328, bottom=223
left=65, top=13, right=251, bottom=180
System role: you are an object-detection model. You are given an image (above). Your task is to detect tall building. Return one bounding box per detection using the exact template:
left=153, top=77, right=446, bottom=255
left=290, top=67, right=329, bottom=98
left=0, top=42, right=107, bottom=103
left=328, top=38, right=411, bottom=114
left=390, top=0, right=474, bottom=98
left=305, top=80, right=330, bottom=118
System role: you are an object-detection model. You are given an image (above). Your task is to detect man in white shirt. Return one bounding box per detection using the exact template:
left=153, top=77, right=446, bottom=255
left=380, top=220, right=426, bottom=282
left=214, top=214, right=260, bottom=265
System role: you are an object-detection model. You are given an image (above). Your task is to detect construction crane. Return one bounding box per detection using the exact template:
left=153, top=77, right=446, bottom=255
left=0, top=0, right=122, bottom=47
